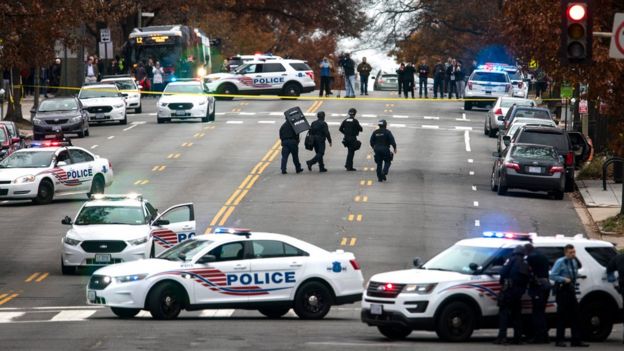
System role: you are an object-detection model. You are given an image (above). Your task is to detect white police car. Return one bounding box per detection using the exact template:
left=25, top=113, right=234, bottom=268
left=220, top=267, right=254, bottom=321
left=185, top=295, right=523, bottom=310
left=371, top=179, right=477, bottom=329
left=86, top=228, right=363, bottom=320
left=361, top=232, right=622, bottom=342
left=0, top=141, right=113, bottom=204
left=157, top=80, right=215, bottom=124
left=61, top=194, right=196, bottom=274
left=464, top=64, right=512, bottom=111
left=204, top=59, right=315, bottom=100
left=78, top=84, right=128, bottom=125
left=100, top=76, right=142, bottom=113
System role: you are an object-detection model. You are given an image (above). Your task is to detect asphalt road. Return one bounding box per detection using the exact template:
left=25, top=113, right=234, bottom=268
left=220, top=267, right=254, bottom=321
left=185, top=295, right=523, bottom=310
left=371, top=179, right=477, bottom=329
left=0, top=91, right=621, bottom=350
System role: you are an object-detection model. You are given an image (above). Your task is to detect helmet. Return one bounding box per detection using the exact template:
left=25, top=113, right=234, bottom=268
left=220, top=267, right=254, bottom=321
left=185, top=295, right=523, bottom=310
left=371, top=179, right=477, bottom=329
left=317, top=111, right=325, bottom=119
left=378, top=119, right=387, bottom=128
left=348, top=108, right=357, bottom=116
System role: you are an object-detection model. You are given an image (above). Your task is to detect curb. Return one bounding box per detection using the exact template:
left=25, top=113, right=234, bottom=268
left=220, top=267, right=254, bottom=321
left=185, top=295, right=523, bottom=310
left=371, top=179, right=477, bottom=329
left=571, top=191, right=601, bottom=239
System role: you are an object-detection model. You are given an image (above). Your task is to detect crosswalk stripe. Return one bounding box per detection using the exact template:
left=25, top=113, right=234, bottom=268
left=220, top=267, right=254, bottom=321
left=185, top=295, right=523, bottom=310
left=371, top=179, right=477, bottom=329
left=199, top=309, right=235, bottom=318
left=50, top=310, right=97, bottom=321
left=0, top=312, right=25, bottom=323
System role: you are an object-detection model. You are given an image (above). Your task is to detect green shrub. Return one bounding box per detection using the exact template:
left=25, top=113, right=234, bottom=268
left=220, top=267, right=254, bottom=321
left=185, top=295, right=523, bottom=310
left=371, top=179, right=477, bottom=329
left=577, top=157, right=606, bottom=180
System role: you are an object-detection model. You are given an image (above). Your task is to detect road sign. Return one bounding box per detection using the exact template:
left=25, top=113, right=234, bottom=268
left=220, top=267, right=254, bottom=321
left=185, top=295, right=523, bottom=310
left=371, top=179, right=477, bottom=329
left=609, top=13, right=624, bottom=59
left=529, top=59, right=538, bottom=69
left=98, top=42, right=113, bottom=60
left=100, top=28, right=111, bottom=43
left=561, top=84, right=573, bottom=98
left=141, top=12, right=154, bottom=17
left=579, top=99, right=588, bottom=114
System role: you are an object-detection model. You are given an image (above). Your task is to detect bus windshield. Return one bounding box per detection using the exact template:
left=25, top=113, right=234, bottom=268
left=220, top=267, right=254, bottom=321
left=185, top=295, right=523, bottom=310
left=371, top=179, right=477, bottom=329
left=132, top=44, right=182, bottom=68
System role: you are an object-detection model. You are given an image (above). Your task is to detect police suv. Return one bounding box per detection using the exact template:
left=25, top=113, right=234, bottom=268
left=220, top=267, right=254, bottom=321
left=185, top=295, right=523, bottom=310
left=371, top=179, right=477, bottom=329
left=204, top=59, right=315, bottom=99
left=87, top=228, right=363, bottom=320
left=62, top=194, right=196, bottom=274
left=361, top=232, right=622, bottom=342
left=78, top=84, right=128, bottom=125
left=464, top=64, right=512, bottom=111
left=0, top=140, right=113, bottom=204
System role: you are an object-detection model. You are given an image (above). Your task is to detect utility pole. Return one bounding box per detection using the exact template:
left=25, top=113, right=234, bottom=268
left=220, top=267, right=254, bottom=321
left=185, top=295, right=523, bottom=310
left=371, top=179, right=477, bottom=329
left=137, top=5, right=142, bottom=28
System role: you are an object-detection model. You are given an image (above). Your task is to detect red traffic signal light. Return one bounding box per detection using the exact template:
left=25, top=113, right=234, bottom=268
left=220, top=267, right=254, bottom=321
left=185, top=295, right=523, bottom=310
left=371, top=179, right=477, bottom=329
left=560, top=0, right=592, bottom=64
left=567, top=4, right=586, bottom=21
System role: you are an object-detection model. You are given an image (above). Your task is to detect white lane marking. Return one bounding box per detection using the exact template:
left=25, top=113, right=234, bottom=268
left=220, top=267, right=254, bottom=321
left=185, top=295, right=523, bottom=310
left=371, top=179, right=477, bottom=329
left=475, top=220, right=481, bottom=227
left=331, top=113, right=346, bottom=117
left=456, top=126, right=473, bottom=131
left=269, top=112, right=283, bottom=116
left=392, top=115, right=408, bottom=119
left=304, top=113, right=316, bottom=117
left=462, top=113, right=466, bottom=120
left=468, top=159, right=474, bottom=163
left=148, top=113, right=157, bottom=116
left=360, top=123, right=371, bottom=126
left=474, top=201, right=479, bottom=207
left=239, top=112, right=255, bottom=115
left=50, top=310, right=97, bottom=321
left=389, top=123, right=406, bottom=128
left=0, top=306, right=104, bottom=311
left=456, top=118, right=472, bottom=121
left=362, top=114, right=377, bottom=118
left=258, top=120, right=276, bottom=124
left=90, top=145, right=98, bottom=149
left=327, top=121, right=341, bottom=126
left=0, top=312, right=25, bottom=323
left=122, top=121, right=145, bottom=132
left=469, top=171, right=475, bottom=176
left=107, top=136, right=115, bottom=140
left=464, top=130, right=471, bottom=152
left=199, top=309, right=235, bottom=318
left=136, top=311, right=152, bottom=318
left=472, top=185, right=477, bottom=191
left=215, top=112, right=226, bottom=116
left=421, top=125, right=439, bottom=129
left=226, top=121, right=243, bottom=124
left=423, top=116, right=439, bottom=120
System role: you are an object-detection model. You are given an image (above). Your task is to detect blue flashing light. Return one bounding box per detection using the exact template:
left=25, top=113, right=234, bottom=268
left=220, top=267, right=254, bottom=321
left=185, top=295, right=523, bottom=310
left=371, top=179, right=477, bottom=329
left=482, top=231, right=533, bottom=241
left=170, top=76, right=177, bottom=82
left=213, top=227, right=251, bottom=236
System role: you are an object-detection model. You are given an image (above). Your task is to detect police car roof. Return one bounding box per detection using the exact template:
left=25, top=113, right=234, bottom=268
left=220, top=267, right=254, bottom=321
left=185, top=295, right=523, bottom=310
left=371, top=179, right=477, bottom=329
left=458, top=235, right=613, bottom=248
left=81, top=84, right=119, bottom=89
left=199, top=232, right=327, bottom=253
left=166, top=80, right=202, bottom=86
left=84, top=198, right=143, bottom=207
left=245, top=59, right=306, bottom=64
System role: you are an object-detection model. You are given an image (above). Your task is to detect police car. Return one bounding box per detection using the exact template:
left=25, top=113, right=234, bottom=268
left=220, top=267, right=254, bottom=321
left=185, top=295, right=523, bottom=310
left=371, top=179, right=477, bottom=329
left=157, top=80, right=216, bottom=123
left=86, top=228, right=363, bottom=320
left=204, top=59, right=315, bottom=100
left=0, top=140, right=113, bottom=204
left=464, top=64, right=512, bottom=111
left=100, top=75, right=143, bottom=113
left=78, top=84, right=128, bottom=125
left=361, top=232, right=622, bottom=342
left=61, top=194, right=196, bottom=274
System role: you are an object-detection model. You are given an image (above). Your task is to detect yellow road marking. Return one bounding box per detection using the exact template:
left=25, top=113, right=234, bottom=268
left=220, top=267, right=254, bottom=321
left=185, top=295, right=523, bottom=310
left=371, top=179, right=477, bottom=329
left=167, top=153, right=174, bottom=159
left=362, top=195, right=368, bottom=202
left=25, top=273, right=39, bottom=282
left=340, top=238, right=348, bottom=246
left=140, top=180, right=149, bottom=185
left=133, top=180, right=141, bottom=185
left=251, top=162, right=263, bottom=175
left=233, top=189, right=248, bottom=206
left=355, top=195, right=361, bottom=202
left=35, top=272, right=49, bottom=283
left=350, top=237, right=357, bottom=246
left=359, top=180, right=365, bottom=186
left=268, top=149, right=280, bottom=162
left=239, top=175, right=253, bottom=189
left=366, top=154, right=372, bottom=160
left=225, top=189, right=242, bottom=206
left=245, top=175, right=260, bottom=189
left=0, top=293, right=18, bottom=305
left=356, top=214, right=363, bottom=222
left=218, top=206, right=236, bottom=226
left=0, top=293, right=6, bottom=300
left=208, top=206, right=228, bottom=227
left=173, top=153, right=181, bottom=159
left=261, top=148, right=275, bottom=162
left=257, top=162, right=270, bottom=175
left=194, top=133, right=200, bottom=138
left=367, top=180, right=373, bottom=186
left=272, top=139, right=281, bottom=150
left=158, top=165, right=166, bottom=172
left=348, top=214, right=355, bottom=221
left=181, top=142, right=193, bottom=147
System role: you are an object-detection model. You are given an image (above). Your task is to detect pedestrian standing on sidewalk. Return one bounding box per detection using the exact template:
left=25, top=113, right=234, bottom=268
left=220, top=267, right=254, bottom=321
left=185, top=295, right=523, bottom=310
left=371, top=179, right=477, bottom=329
left=607, top=251, right=624, bottom=344
left=50, top=58, right=61, bottom=94
left=396, top=63, right=406, bottom=97
left=370, top=120, right=396, bottom=182
left=40, top=66, right=49, bottom=98
left=356, top=57, right=372, bottom=96
left=152, top=61, right=165, bottom=93
left=328, top=53, right=336, bottom=95
left=433, top=59, right=445, bottom=99
left=146, top=58, right=155, bottom=96
left=306, top=111, right=332, bottom=172
left=402, top=62, right=416, bottom=99
left=525, top=243, right=551, bottom=344
left=447, top=59, right=457, bottom=99
left=339, top=108, right=363, bottom=171
left=550, top=244, right=589, bottom=348
left=455, top=61, right=466, bottom=99
left=279, top=116, right=303, bottom=175
left=417, top=59, right=429, bottom=98
left=319, top=57, right=332, bottom=97
left=340, top=53, right=356, bottom=98
left=84, top=56, right=98, bottom=84
left=444, top=57, right=452, bottom=95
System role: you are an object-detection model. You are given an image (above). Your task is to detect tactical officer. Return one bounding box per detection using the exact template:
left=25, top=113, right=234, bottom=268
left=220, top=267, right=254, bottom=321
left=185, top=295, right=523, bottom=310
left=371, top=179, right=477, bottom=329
left=494, top=245, right=529, bottom=345
left=525, top=243, right=551, bottom=344
left=607, top=251, right=624, bottom=344
left=550, top=244, right=589, bottom=347
left=339, top=108, right=362, bottom=171
left=306, top=111, right=332, bottom=172
left=369, top=120, right=396, bottom=182
left=279, top=116, right=303, bottom=174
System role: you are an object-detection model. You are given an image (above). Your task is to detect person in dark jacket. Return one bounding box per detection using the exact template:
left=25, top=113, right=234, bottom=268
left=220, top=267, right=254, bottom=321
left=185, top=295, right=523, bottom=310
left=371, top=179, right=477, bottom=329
left=306, top=111, right=332, bottom=172
left=370, top=120, right=397, bottom=182
left=402, top=63, right=416, bottom=98
left=494, top=245, right=530, bottom=345
left=396, top=63, right=405, bottom=97
left=417, top=59, right=429, bottom=98
left=607, top=251, right=624, bottom=344
left=433, top=59, right=445, bottom=99
left=340, top=53, right=356, bottom=98
left=454, top=61, right=466, bottom=99
left=525, top=243, right=551, bottom=344
left=339, top=108, right=363, bottom=171
left=446, top=59, right=457, bottom=99
left=279, top=116, right=303, bottom=174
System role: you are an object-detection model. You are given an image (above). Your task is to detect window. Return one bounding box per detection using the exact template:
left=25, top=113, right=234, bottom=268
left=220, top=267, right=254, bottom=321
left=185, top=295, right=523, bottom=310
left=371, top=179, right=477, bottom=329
left=261, top=63, right=286, bottom=73
left=75, top=206, right=146, bottom=225
left=534, top=247, right=582, bottom=268
left=513, top=109, right=550, bottom=120
left=0, top=151, right=55, bottom=168
left=145, top=202, right=158, bottom=221
left=236, top=64, right=258, bottom=74
left=289, top=63, right=312, bottom=71
left=585, top=247, right=617, bottom=267
left=160, top=205, right=192, bottom=224
left=516, top=131, right=569, bottom=152
left=471, top=72, right=508, bottom=83
left=252, top=240, right=306, bottom=258
left=56, top=150, right=72, bottom=165
left=208, top=242, right=245, bottom=262
left=69, top=149, right=94, bottom=163
left=38, top=98, right=78, bottom=112
left=423, top=245, right=504, bottom=274
left=511, top=145, right=558, bottom=160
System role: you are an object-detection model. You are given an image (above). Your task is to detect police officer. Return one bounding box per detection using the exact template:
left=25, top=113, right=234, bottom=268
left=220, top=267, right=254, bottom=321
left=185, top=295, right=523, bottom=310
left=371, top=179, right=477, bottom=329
left=370, top=120, right=396, bottom=182
left=339, top=108, right=362, bottom=171
left=607, top=251, right=624, bottom=344
left=550, top=244, right=589, bottom=347
left=525, top=243, right=551, bottom=344
left=306, top=111, right=332, bottom=172
left=279, top=116, right=303, bottom=174
left=494, top=245, right=529, bottom=345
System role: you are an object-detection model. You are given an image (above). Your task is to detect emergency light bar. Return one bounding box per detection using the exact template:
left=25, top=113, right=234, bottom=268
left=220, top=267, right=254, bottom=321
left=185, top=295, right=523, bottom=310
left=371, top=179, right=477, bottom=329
left=213, top=227, right=251, bottom=236
left=482, top=231, right=534, bottom=241
left=29, top=140, right=72, bottom=148
left=90, top=193, right=143, bottom=201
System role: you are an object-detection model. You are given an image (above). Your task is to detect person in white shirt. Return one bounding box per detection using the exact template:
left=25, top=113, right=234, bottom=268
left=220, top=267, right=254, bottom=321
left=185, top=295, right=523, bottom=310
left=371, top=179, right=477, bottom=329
left=84, top=56, right=98, bottom=83
left=152, top=61, right=165, bottom=93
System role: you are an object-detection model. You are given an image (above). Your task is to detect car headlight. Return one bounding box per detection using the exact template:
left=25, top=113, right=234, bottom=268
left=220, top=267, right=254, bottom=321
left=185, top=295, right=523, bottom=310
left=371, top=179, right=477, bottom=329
left=63, top=236, right=81, bottom=246
left=13, top=175, right=35, bottom=184
left=33, top=118, right=45, bottom=126
left=207, top=76, right=220, bottom=82
left=160, top=102, right=168, bottom=107
left=402, top=283, right=437, bottom=294
left=197, top=67, right=207, bottom=77
left=133, top=93, right=141, bottom=99
left=113, top=103, right=125, bottom=109
left=70, top=116, right=82, bottom=123
left=198, top=99, right=207, bottom=105
left=127, top=236, right=148, bottom=246
left=115, top=273, right=148, bottom=283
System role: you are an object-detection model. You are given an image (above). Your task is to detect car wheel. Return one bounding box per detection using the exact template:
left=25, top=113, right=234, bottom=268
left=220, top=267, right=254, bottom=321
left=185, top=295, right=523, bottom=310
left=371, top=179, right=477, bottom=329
left=157, top=117, right=165, bottom=124
left=120, top=114, right=127, bottom=125
left=378, top=325, right=412, bottom=340
left=87, top=175, right=105, bottom=199
left=565, top=173, right=575, bottom=192
left=216, top=84, right=236, bottom=100
left=490, top=169, right=498, bottom=191
left=147, top=282, right=184, bottom=320
left=201, top=108, right=209, bottom=123
left=84, top=128, right=90, bottom=137
left=281, top=83, right=301, bottom=98
left=293, top=281, right=332, bottom=320
left=435, top=301, right=476, bottom=342
left=464, top=101, right=472, bottom=110
left=497, top=174, right=507, bottom=195
left=553, top=190, right=564, bottom=200
left=258, top=307, right=291, bottom=319
left=488, top=123, right=497, bottom=138
left=580, top=300, right=613, bottom=342
left=135, top=105, right=142, bottom=114
left=61, top=258, right=75, bottom=275
left=33, top=179, right=54, bottom=204
left=77, top=130, right=85, bottom=138
left=111, top=307, right=141, bottom=319
left=483, top=120, right=489, bottom=136
left=209, top=101, right=216, bottom=121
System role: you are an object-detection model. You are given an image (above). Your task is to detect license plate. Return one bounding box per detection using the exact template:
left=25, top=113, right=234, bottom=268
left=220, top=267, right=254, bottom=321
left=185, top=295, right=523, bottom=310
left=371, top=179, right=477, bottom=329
left=528, top=166, right=542, bottom=173
left=485, top=90, right=492, bottom=95
left=175, top=110, right=187, bottom=116
left=87, top=290, right=96, bottom=303
left=371, top=303, right=383, bottom=315
left=95, top=113, right=105, bottom=119
left=95, top=254, right=111, bottom=263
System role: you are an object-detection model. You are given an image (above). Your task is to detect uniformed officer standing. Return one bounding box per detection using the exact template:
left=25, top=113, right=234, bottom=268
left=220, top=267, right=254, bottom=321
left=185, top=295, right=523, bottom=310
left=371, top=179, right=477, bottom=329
left=494, top=245, right=529, bottom=345
left=525, top=243, right=551, bottom=344
left=550, top=244, right=589, bottom=347
left=339, top=108, right=362, bottom=171
left=369, top=120, right=396, bottom=182
left=607, top=251, right=624, bottom=344
left=279, top=116, right=303, bottom=174
left=306, top=111, right=332, bottom=172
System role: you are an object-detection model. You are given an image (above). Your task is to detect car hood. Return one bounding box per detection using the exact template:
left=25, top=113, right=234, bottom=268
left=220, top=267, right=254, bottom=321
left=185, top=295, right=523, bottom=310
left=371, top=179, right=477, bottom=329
left=93, top=258, right=184, bottom=277
left=369, top=268, right=469, bottom=285
left=0, top=168, right=49, bottom=180
left=80, top=97, right=124, bottom=106
left=159, top=94, right=207, bottom=104
left=206, top=73, right=239, bottom=80
left=67, top=224, right=150, bottom=241
left=34, top=111, right=80, bottom=120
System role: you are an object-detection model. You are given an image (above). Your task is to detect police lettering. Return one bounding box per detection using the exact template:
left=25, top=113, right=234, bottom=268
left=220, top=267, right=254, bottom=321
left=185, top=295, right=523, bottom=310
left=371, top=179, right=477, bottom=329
left=253, top=77, right=284, bottom=85
left=66, top=168, right=93, bottom=179
left=226, top=271, right=296, bottom=286
left=177, top=232, right=196, bottom=242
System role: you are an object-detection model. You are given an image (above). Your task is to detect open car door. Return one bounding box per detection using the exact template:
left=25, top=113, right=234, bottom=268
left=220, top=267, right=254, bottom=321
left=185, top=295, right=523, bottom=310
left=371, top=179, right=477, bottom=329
left=149, top=203, right=195, bottom=257
left=567, top=131, right=592, bottom=167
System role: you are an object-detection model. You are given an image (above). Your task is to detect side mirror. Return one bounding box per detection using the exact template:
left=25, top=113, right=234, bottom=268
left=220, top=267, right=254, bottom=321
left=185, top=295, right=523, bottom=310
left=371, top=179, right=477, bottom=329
left=11, top=137, right=20, bottom=144
left=468, top=263, right=481, bottom=272
left=492, top=151, right=501, bottom=158
left=503, top=136, right=511, bottom=147
left=30, top=107, right=37, bottom=114
left=412, top=257, right=422, bottom=268
left=196, top=254, right=216, bottom=264
left=371, top=76, right=376, bottom=80
left=61, top=216, right=72, bottom=225
left=152, top=218, right=170, bottom=227
left=122, top=93, right=129, bottom=97
left=56, top=161, right=68, bottom=167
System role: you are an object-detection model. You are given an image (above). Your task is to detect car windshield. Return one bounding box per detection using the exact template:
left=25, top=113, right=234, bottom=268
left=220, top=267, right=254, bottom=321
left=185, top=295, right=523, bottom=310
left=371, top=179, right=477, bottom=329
left=38, top=99, right=78, bottom=112
left=79, top=88, right=119, bottom=99
left=511, top=145, right=558, bottom=160
left=0, top=129, right=6, bottom=143
left=507, top=71, right=522, bottom=80
left=158, top=239, right=214, bottom=261
left=517, top=131, right=568, bottom=152
left=163, top=84, right=203, bottom=95
left=422, top=245, right=500, bottom=274
left=472, top=72, right=508, bottom=82
left=513, top=109, right=550, bottom=119
left=501, top=100, right=534, bottom=108
left=0, top=151, right=54, bottom=168
left=74, top=206, right=146, bottom=225
left=103, top=80, right=136, bottom=90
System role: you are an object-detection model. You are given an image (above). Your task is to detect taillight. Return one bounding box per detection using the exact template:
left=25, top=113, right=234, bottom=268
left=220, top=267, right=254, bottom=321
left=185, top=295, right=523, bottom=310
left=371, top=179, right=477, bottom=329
left=504, top=162, right=520, bottom=171
left=494, top=108, right=502, bottom=115
left=349, top=259, right=361, bottom=270
left=565, top=152, right=574, bottom=166
left=108, top=161, right=113, bottom=170
left=305, top=71, right=315, bottom=81
left=549, top=166, right=564, bottom=174
left=379, top=79, right=384, bottom=83
left=468, top=82, right=473, bottom=90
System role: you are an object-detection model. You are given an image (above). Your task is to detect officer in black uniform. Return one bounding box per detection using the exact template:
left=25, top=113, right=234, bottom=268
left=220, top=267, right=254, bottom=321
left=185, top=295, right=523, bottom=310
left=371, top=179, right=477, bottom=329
left=607, top=251, right=624, bottom=344
left=525, top=243, right=552, bottom=344
left=279, top=116, right=303, bottom=174
left=339, top=108, right=362, bottom=171
left=306, top=111, right=332, bottom=172
left=369, top=120, right=396, bottom=182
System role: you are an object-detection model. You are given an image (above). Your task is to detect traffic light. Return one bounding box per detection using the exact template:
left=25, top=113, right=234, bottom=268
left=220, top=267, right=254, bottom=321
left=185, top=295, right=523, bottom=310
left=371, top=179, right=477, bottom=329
left=561, top=0, right=593, bottom=64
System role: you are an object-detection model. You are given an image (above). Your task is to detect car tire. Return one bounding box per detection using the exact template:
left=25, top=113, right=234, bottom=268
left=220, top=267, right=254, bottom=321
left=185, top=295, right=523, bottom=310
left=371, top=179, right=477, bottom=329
left=216, top=84, right=236, bottom=100
left=258, top=307, right=291, bottom=319
left=580, top=300, right=614, bottom=342
left=33, top=179, right=54, bottom=204
left=293, top=281, right=332, bottom=320
left=490, top=169, right=498, bottom=191
left=157, top=117, right=165, bottom=124
left=87, top=175, right=105, bottom=199
left=77, top=130, right=85, bottom=138
left=111, top=307, right=141, bottom=319
left=487, top=123, right=497, bottom=138
left=281, top=83, right=301, bottom=98
left=84, top=128, right=90, bottom=137
left=378, top=325, right=412, bottom=340
left=147, top=282, right=184, bottom=320
left=497, top=174, right=507, bottom=195
left=61, top=258, right=75, bottom=275
left=464, top=101, right=472, bottom=110
left=201, top=108, right=209, bottom=123
left=120, top=114, right=127, bottom=125
left=135, top=105, right=142, bottom=114
left=553, top=190, right=564, bottom=200
left=565, top=173, right=575, bottom=192
left=209, top=102, right=216, bottom=121
left=435, top=301, right=476, bottom=342
left=483, top=121, right=489, bottom=136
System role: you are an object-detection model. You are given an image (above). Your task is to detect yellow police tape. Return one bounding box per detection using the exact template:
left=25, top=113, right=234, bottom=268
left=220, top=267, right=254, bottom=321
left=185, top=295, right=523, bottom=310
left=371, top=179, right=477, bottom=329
left=15, top=84, right=564, bottom=102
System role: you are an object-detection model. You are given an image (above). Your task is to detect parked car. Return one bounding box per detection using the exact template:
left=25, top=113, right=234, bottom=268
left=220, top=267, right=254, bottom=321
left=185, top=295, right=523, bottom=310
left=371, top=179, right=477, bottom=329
left=503, top=105, right=553, bottom=130
left=32, top=97, right=90, bottom=140
left=484, top=97, right=536, bottom=137
left=373, top=71, right=399, bottom=91
left=0, top=121, right=25, bottom=150
left=497, top=118, right=556, bottom=153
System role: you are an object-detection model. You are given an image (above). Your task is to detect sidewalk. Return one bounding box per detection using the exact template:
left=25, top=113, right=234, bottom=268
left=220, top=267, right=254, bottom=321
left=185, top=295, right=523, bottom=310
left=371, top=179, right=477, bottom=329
left=577, top=179, right=624, bottom=246
left=1, top=95, right=35, bottom=122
